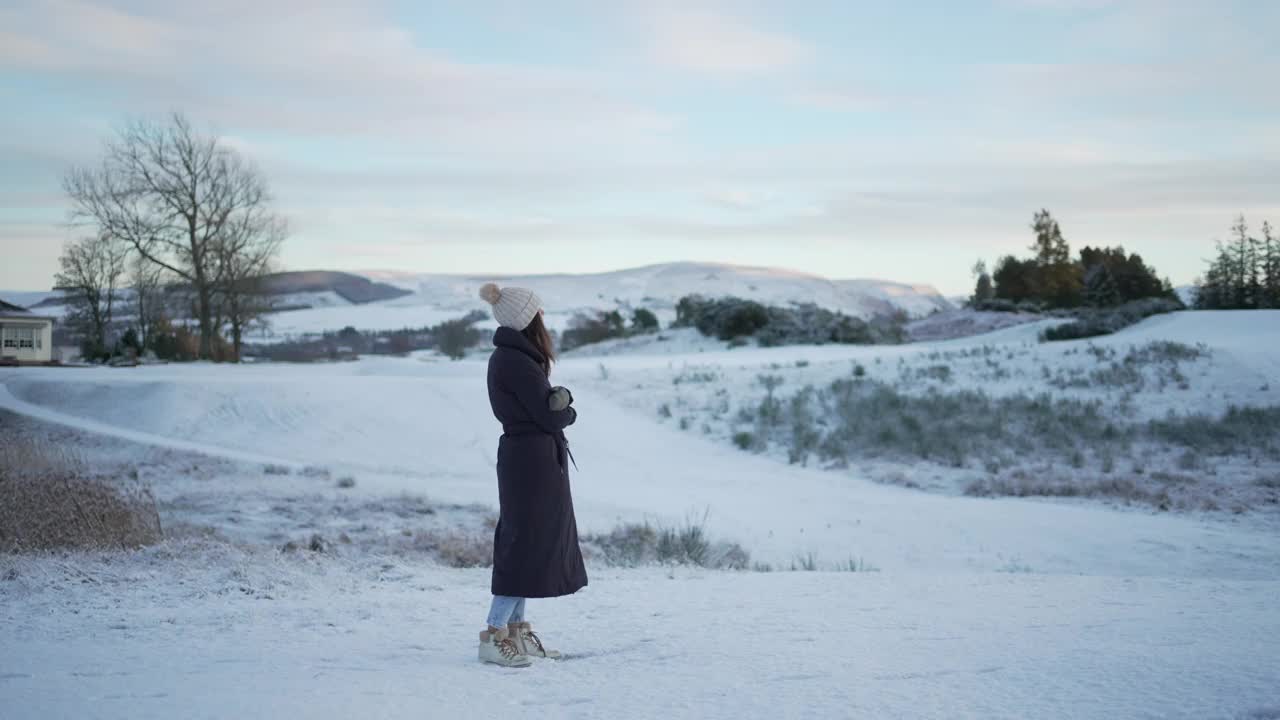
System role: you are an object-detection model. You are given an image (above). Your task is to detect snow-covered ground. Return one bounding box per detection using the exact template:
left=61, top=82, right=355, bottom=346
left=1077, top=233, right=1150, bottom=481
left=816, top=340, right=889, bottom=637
left=7, top=546, right=1278, bottom=720
left=2, top=310, right=1279, bottom=718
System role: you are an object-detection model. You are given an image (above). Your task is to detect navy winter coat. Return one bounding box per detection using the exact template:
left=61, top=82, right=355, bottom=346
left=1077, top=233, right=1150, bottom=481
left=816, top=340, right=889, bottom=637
left=486, top=326, right=588, bottom=598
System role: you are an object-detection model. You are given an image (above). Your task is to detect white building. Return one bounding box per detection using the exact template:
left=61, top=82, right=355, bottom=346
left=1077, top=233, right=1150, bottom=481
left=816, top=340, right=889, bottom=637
left=0, top=299, right=55, bottom=365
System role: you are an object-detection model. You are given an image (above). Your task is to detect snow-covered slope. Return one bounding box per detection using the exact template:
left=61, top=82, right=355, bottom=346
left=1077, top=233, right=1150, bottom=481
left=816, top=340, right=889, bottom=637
left=256, top=262, right=950, bottom=340
left=0, top=290, right=60, bottom=310
left=363, top=261, right=952, bottom=320
left=269, top=290, right=351, bottom=310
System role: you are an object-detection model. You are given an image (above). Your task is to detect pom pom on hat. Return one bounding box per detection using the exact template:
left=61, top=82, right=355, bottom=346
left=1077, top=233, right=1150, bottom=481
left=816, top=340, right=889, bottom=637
left=479, top=282, right=502, bottom=305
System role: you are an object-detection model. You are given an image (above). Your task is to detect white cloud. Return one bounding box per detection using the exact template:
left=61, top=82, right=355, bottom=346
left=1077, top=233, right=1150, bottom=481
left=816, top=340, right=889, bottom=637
left=0, top=0, right=680, bottom=154
left=644, top=6, right=810, bottom=74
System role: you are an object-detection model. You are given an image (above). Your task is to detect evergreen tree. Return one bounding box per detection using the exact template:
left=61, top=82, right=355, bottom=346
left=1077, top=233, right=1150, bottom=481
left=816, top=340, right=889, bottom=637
left=1030, top=209, right=1071, bottom=266
left=1024, top=210, right=1085, bottom=304
left=1196, top=242, right=1233, bottom=309
left=1028, top=210, right=1082, bottom=307
left=1230, top=216, right=1251, bottom=308
left=970, top=260, right=994, bottom=304
left=1083, top=263, right=1121, bottom=307
left=1194, top=215, right=1278, bottom=310
left=1246, top=228, right=1265, bottom=309
left=992, top=255, right=1037, bottom=303
left=1078, top=245, right=1165, bottom=303
left=1254, top=220, right=1274, bottom=307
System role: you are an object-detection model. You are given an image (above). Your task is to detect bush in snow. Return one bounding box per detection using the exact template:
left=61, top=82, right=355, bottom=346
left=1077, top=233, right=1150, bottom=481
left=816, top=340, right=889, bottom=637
left=738, top=376, right=1280, bottom=473
left=561, top=310, right=628, bottom=350
left=964, top=472, right=1178, bottom=509
left=587, top=522, right=658, bottom=566
left=432, top=310, right=487, bottom=360
left=674, top=295, right=768, bottom=341
left=560, top=307, right=660, bottom=351
left=1124, top=340, right=1208, bottom=364
left=0, top=438, right=162, bottom=552
left=674, top=295, right=907, bottom=346
left=1041, top=297, right=1183, bottom=342
left=968, top=297, right=1045, bottom=314
left=631, top=307, right=660, bottom=333
left=583, top=515, right=750, bottom=570
left=1148, top=406, right=1280, bottom=458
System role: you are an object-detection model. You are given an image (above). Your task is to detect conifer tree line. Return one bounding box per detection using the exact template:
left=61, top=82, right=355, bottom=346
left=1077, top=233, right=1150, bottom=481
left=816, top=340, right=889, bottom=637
left=1193, top=215, right=1280, bottom=310
left=971, top=209, right=1176, bottom=310
left=56, top=113, right=287, bottom=362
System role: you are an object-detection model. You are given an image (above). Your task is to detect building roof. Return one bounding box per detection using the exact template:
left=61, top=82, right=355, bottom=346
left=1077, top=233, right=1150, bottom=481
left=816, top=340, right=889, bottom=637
left=0, top=298, right=56, bottom=321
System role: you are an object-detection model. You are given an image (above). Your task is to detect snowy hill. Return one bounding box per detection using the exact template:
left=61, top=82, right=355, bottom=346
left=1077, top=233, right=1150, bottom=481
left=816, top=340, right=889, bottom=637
left=0, top=290, right=61, bottom=310
left=363, top=261, right=952, bottom=319
left=10, top=263, right=952, bottom=341
left=254, top=262, right=952, bottom=340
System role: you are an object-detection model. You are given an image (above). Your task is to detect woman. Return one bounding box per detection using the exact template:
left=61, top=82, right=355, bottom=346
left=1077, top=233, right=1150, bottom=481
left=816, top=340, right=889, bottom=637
left=476, top=282, right=587, bottom=668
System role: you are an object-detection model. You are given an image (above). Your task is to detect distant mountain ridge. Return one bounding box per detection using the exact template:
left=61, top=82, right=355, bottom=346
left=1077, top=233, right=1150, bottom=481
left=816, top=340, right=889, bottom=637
left=5, top=271, right=410, bottom=315
left=359, top=261, right=953, bottom=320
left=252, top=271, right=412, bottom=305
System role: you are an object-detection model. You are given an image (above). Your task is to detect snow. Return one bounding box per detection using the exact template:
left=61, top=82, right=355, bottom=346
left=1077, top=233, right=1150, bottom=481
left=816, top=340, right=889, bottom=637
left=6, top=554, right=1278, bottom=720
left=905, top=308, right=1045, bottom=342
left=0, top=290, right=61, bottom=310
left=250, top=262, right=952, bottom=343
left=2, top=309, right=1279, bottom=718
left=270, top=290, right=351, bottom=310
left=4, top=317, right=1278, bottom=575
left=359, top=262, right=953, bottom=320
left=9, top=263, right=952, bottom=344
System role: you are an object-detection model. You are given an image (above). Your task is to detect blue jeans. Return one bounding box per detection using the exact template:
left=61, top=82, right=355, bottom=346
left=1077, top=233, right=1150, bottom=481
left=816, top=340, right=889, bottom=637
left=486, top=595, right=526, bottom=629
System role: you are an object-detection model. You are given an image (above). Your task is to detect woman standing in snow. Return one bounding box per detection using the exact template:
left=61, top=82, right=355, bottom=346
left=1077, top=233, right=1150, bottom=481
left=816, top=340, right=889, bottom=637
left=476, top=283, right=587, bottom=668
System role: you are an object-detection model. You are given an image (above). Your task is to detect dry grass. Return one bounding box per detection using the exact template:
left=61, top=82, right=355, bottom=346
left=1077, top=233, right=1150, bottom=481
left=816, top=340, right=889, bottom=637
left=583, top=513, right=751, bottom=570
left=0, top=438, right=162, bottom=552
left=395, top=529, right=493, bottom=567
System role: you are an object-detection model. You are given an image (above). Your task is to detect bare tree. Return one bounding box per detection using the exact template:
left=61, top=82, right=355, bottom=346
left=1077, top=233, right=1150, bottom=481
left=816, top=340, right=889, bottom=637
left=213, top=209, right=286, bottom=361
left=127, top=254, right=168, bottom=350
left=53, top=234, right=128, bottom=358
left=63, top=113, right=286, bottom=360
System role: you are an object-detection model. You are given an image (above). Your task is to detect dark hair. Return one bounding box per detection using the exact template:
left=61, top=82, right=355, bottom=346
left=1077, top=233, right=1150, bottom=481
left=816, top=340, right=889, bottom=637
left=521, top=313, right=555, bottom=376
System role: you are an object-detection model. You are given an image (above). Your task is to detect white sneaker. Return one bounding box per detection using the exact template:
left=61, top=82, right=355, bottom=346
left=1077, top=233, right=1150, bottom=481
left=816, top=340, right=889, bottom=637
left=479, top=627, right=532, bottom=668
left=508, top=622, right=562, bottom=660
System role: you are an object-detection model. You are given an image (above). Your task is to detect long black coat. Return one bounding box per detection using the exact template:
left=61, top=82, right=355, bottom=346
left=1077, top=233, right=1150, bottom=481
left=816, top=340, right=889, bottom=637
left=486, top=327, right=588, bottom=598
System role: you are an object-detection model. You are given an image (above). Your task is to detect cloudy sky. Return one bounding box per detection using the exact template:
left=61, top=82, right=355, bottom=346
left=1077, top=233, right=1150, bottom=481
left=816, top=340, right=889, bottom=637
left=1, top=0, right=1277, bottom=294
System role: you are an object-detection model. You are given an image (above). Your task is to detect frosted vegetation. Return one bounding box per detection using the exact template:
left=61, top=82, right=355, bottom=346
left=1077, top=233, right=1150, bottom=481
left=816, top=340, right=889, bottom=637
left=0, top=411, right=761, bottom=572
left=629, top=331, right=1279, bottom=514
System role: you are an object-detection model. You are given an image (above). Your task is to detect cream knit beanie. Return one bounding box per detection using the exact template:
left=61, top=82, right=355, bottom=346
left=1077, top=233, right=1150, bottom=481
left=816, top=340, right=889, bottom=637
left=479, top=283, right=542, bottom=330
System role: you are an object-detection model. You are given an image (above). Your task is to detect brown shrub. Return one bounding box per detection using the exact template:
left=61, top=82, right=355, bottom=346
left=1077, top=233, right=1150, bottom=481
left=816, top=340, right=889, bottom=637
left=0, top=438, right=162, bottom=552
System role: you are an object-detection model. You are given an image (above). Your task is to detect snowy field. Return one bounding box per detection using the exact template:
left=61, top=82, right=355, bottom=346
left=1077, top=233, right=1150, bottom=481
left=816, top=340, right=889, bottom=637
left=2, top=310, right=1279, bottom=718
